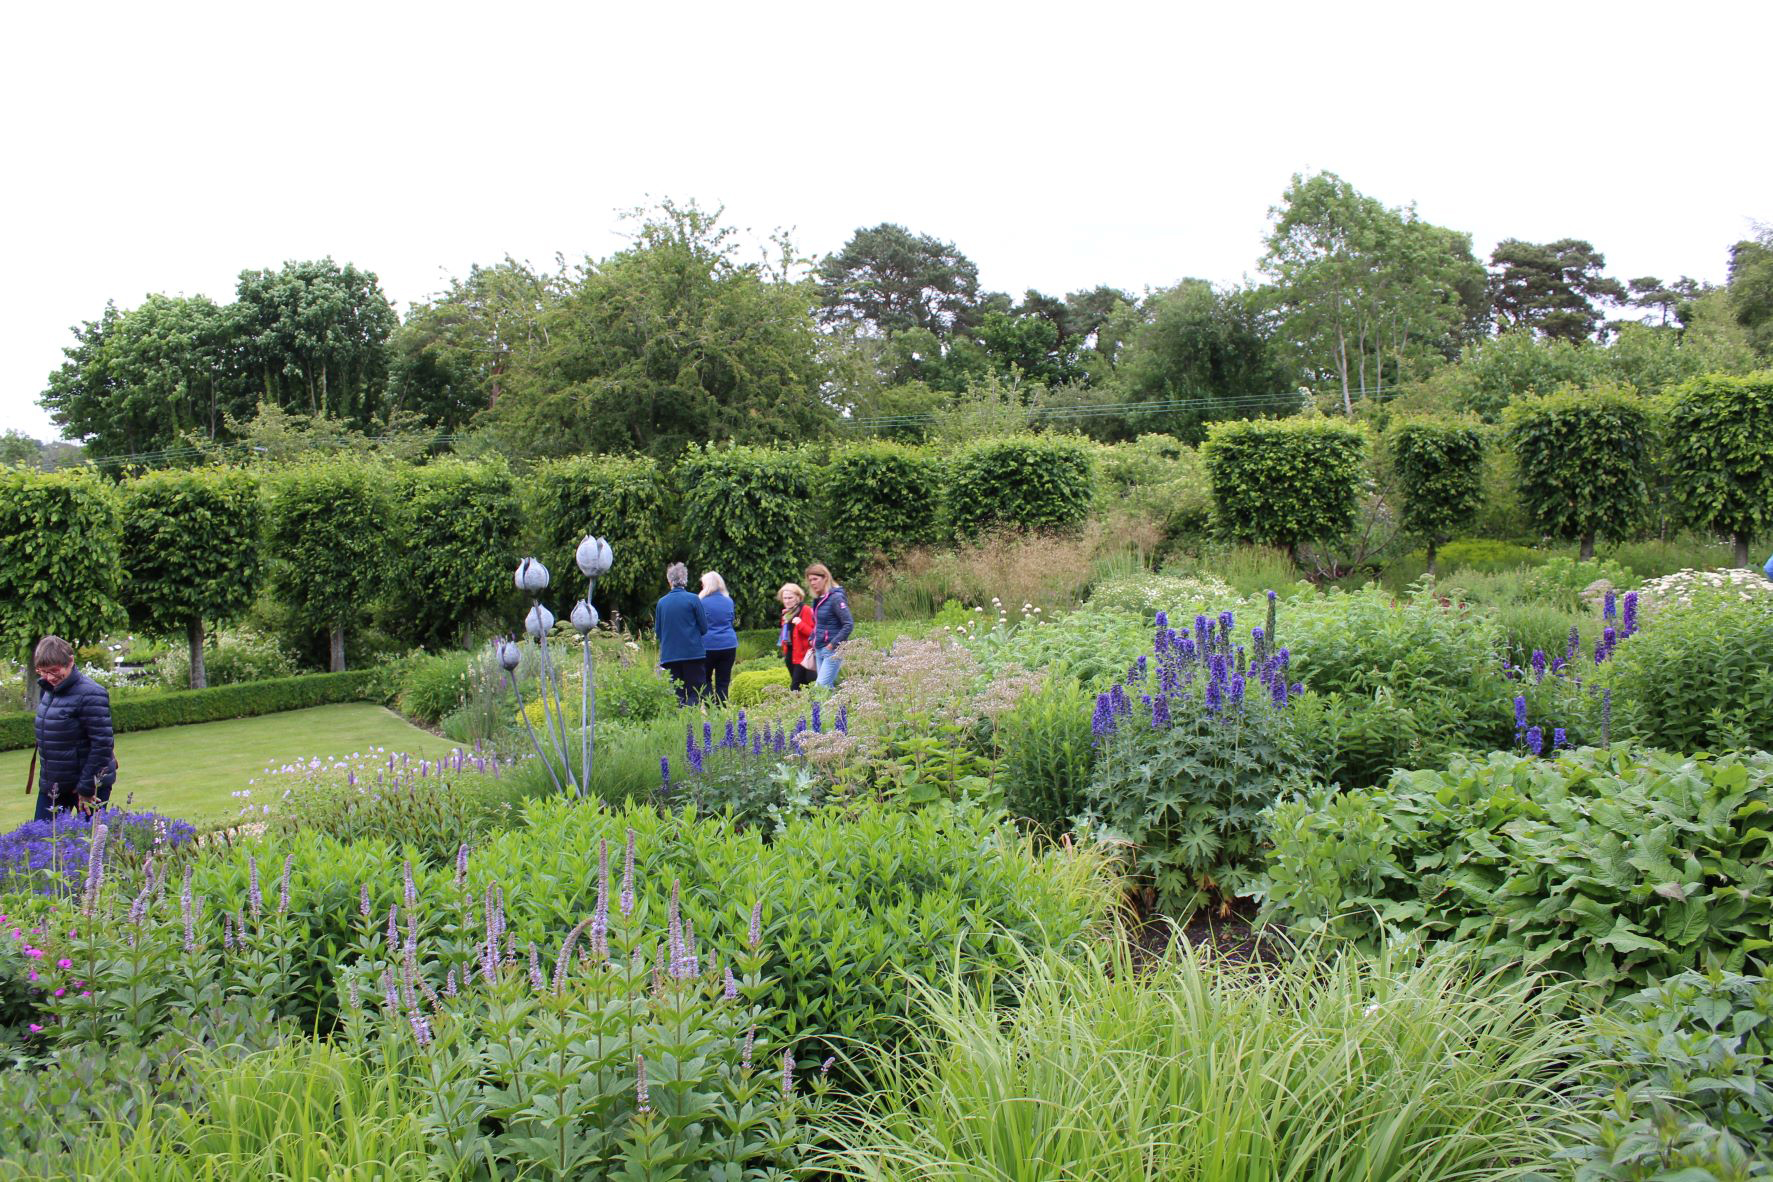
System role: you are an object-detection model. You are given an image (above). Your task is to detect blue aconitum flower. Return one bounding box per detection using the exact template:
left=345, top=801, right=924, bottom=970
left=1267, top=589, right=1277, bottom=602
left=685, top=725, right=696, bottom=760
left=1137, top=655, right=1148, bottom=678
left=1531, top=649, right=1547, bottom=683
left=1566, top=626, right=1580, bottom=661
left=723, top=721, right=736, bottom=748
left=1205, top=680, right=1223, bottom=714
left=1091, top=693, right=1116, bottom=740
left=811, top=701, right=823, bottom=733
left=1228, top=675, right=1245, bottom=707
left=1622, top=592, right=1639, bottom=637
left=1218, top=610, right=1235, bottom=637
left=703, top=722, right=714, bottom=753
left=1155, top=610, right=1169, bottom=629
left=1604, top=590, right=1617, bottom=622
left=836, top=704, right=848, bottom=734
left=1525, top=726, right=1544, bottom=756
left=1194, top=615, right=1211, bottom=648
left=1110, top=684, right=1131, bottom=717
left=1271, top=677, right=1289, bottom=708
left=1155, top=628, right=1169, bottom=655
left=752, top=733, right=764, bottom=755
left=687, top=745, right=703, bottom=775
left=1514, top=695, right=1528, bottom=732
left=773, top=727, right=787, bottom=754
left=1150, top=695, right=1171, bottom=728
left=1601, top=626, right=1617, bottom=661
left=736, top=710, right=748, bottom=746
left=1552, top=727, right=1567, bottom=749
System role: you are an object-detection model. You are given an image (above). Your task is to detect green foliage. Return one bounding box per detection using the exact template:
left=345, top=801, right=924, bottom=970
left=0, top=670, right=382, bottom=750
left=264, top=460, right=396, bottom=670
left=1202, top=417, right=1368, bottom=558
left=118, top=467, right=262, bottom=686
left=1566, top=970, right=1773, bottom=1180
left=1388, top=419, right=1485, bottom=568
left=995, top=678, right=1096, bottom=831
left=944, top=435, right=1094, bottom=538
left=1505, top=387, right=1655, bottom=557
left=0, top=468, right=123, bottom=669
left=393, top=651, right=472, bottom=724
left=1094, top=435, right=1214, bottom=542
left=1287, top=690, right=1437, bottom=792
left=232, top=258, right=401, bottom=429
left=820, top=441, right=944, bottom=578
left=387, top=459, right=521, bottom=648
left=731, top=667, right=790, bottom=706
left=1606, top=592, right=1773, bottom=752
left=1261, top=746, right=1773, bottom=1007
left=826, top=943, right=1588, bottom=1182
left=155, top=626, right=297, bottom=689
left=1489, top=238, right=1627, bottom=343
left=1523, top=555, right=1637, bottom=611
left=527, top=453, right=673, bottom=626
left=1663, top=371, right=1773, bottom=561
left=678, top=445, right=815, bottom=624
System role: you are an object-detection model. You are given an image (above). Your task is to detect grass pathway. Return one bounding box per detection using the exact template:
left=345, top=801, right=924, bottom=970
left=0, top=703, right=459, bottom=830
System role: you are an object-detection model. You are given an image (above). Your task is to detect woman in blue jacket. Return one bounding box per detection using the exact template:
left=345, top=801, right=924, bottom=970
left=30, top=635, right=116, bottom=821
left=698, top=571, right=740, bottom=702
left=654, top=563, right=709, bottom=706
left=804, top=562, right=853, bottom=689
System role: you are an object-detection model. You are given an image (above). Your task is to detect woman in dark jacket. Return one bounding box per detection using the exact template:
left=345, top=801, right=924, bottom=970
left=697, top=571, right=740, bottom=702
left=654, top=563, right=709, bottom=706
left=30, top=635, right=116, bottom=821
left=804, top=562, right=854, bottom=689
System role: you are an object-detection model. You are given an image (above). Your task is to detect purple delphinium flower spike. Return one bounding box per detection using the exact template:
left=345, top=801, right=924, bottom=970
left=635, top=1055, right=651, bottom=1114
left=1622, top=591, right=1638, bottom=637
left=1531, top=649, right=1547, bottom=683
left=1553, top=727, right=1567, bottom=749
left=703, top=721, right=713, bottom=753
left=621, top=829, right=636, bottom=918
left=1155, top=610, right=1169, bottom=629
left=1150, top=695, right=1170, bottom=729
left=1566, top=626, right=1580, bottom=661
left=1204, top=680, right=1222, bottom=714
left=1525, top=726, right=1544, bottom=756
left=1514, top=695, right=1528, bottom=733
left=811, top=701, right=822, bottom=733
left=687, top=745, right=704, bottom=775
left=752, top=732, right=764, bottom=754
left=723, top=720, right=736, bottom=748
left=660, top=756, right=671, bottom=792
left=737, top=710, right=748, bottom=746
left=1604, top=590, right=1617, bottom=622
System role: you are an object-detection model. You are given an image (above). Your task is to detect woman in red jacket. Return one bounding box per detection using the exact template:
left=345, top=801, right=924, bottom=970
left=778, top=582, right=817, bottom=691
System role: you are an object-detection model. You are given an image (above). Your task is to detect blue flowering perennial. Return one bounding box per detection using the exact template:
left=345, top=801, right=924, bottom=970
left=0, top=810, right=196, bottom=896
left=1091, top=607, right=1301, bottom=745
left=659, top=705, right=841, bottom=793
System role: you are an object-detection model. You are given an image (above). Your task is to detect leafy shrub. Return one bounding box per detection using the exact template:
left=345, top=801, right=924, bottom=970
left=1084, top=607, right=1312, bottom=910
left=1565, top=970, right=1773, bottom=1180
left=0, top=669, right=385, bottom=751
left=342, top=864, right=818, bottom=1180
left=0, top=810, right=195, bottom=895
left=1523, top=555, right=1637, bottom=611
left=731, top=666, right=790, bottom=705
left=0, top=468, right=123, bottom=671
left=1505, top=387, right=1655, bottom=559
left=824, top=942, right=1589, bottom=1182
left=393, top=651, right=472, bottom=725
left=670, top=735, right=823, bottom=833
left=1201, top=417, right=1367, bottom=561
left=822, top=441, right=945, bottom=579
left=155, top=626, right=298, bottom=689
left=678, top=445, right=815, bottom=624
left=1260, top=746, right=1773, bottom=1006
left=1096, top=435, right=1214, bottom=543
left=1287, top=689, right=1434, bottom=792
left=1606, top=591, right=1773, bottom=751
left=995, top=677, right=1096, bottom=831
left=944, top=435, right=1094, bottom=538
left=261, top=748, right=527, bottom=865
left=387, top=459, right=522, bottom=649
left=1434, top=537, right=1544, bottom=573
left=264, top=460, right=397, bottom=671
left=1663, top=371, right=1773, bottom=565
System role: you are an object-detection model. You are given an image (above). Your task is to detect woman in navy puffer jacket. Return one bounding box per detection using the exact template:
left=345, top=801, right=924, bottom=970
left=31, top=635, right=116, bottom=821
left=804, top=562, right=853, bottom=689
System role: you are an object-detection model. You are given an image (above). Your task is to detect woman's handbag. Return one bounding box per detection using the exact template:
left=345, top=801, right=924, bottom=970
left=798, top=646, right=817, bottom=671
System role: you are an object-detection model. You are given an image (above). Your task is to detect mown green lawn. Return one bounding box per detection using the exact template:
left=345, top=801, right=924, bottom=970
left=0, top=703, right=459, bottom=831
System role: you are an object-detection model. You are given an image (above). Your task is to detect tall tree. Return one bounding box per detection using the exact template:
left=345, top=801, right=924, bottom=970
left=264, top=460, right=394, bottom=671
left=489, top=201, right=830, bottom=458
left=1262, top=172, right=1483, bottom=415
left=814, top=223, right=984, bottom=339
left=388, top=258, right=568, bottom=429
left=1505, top=387, right=1653, bottom=560
left=233, top=258, right=399, bottom=428
left=1663, top=372, right=1773, bottom=568
left=1727, top=228, right=1773, bottom=359
left=1488, top=239, right=1627, bottom=343
left=1112, top=281, right=1292, bottom=442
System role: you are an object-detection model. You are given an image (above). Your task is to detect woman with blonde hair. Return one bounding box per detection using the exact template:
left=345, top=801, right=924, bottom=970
left=804, top=562, right=853, bottom=689
left=777, top=581, right=817, bottom=691
left=698, top=570, right=739, bottom=702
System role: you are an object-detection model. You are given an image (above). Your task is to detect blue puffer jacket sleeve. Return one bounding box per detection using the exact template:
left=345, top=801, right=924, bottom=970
left=815, top=587, right=855, bottom=649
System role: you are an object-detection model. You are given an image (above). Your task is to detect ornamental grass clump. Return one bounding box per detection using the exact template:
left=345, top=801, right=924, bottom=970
left=1084, top=605, right=1313, bottom=913
left=822, top=941, right=1591, bottom=1182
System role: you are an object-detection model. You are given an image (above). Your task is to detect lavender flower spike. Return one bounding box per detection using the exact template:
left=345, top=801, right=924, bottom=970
left=636, top=1055, right=651, bottom=1114
left=621, top=828, right=636, bottom=918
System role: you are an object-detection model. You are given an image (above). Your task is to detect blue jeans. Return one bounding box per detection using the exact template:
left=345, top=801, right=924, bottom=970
left=815, top=645, right=842, bottom=689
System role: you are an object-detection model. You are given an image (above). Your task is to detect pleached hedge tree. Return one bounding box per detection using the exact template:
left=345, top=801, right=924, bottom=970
left=678, top=444, right=815, bottom=625
left=1504, top=387, right=1653, bottom=561
left=1203, top=418, right=1368, bottom=564
left=1388, top=419, right=1486, bottom=574
left=526, top=454, right=674, bottom=626
left=264, top=460, right=395, bottom=671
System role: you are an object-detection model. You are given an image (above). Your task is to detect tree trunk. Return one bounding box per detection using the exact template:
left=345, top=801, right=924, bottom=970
left=1580, top=532, right=1595, bottom=561
left=874, top=585, right=885, bottom=623
left=1425, top=540, right=1438, bottom=576
left=187, top=617, right=208, bottom=689
left=1335, top=322, right=1352, bottom=417
left=329, top=625, right=347, bottom=672
left=22, top=642, right=38, bottom=712
left=1734, top=531, right=1750, bottom=569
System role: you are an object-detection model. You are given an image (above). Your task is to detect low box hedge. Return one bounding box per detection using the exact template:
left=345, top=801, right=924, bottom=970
left=0, top=670, right=383, bottom=751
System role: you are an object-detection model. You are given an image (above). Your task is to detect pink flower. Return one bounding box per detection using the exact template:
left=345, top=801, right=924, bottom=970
left=27, top=1024, right=42, bottom=1034
left=52, top=988, right=64, bottom=998
left=80, top=990, right=91, bottom=997
left=56, top=958, right=71, bottom=969
left=26, top=971, right=38, bottom=983
left=23, top=948, right=43, bottom=959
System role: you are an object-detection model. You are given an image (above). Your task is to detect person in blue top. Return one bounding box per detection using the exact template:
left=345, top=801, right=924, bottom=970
left=654, top=562, right=709, bottom=706
left=804, top=562, right=854, bottom=689
left=30, top=635, right=117, bottom=821
left=698, top=571, right=740, bottom=702
left=1764, top=551, right=1773, bottom=580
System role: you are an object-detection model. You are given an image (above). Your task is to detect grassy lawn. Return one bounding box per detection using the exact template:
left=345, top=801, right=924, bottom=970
left=0, top=703, right=459, bottom=831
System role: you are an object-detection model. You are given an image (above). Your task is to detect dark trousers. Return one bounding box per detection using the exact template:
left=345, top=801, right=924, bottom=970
left=662, top=658, right=708, bottom=706
left=785, top=656, right=817, bottom=692
left=34, top=780, right=111, bottom=822
left=704, top=648, right=737, bottom=702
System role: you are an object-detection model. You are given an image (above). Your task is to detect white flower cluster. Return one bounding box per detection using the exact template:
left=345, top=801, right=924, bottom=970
left=1634, top=567, right=1773, bottom=619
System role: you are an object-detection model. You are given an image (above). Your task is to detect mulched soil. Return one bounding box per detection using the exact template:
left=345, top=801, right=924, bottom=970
left=1118, top=894, right=1289, bottom=972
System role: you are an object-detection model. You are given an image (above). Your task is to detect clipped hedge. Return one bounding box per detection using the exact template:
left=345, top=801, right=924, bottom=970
left=0, top=670, right=383, bottom=751
left=527, top=454, right=674, bottom=626
left=821, top=441, right=944, bottom=578
left=946, top=435, right=1095, bottom=538
left=1202, top=417, right=1367, bottom=561
left=679, top=445, right=816, bottom=625
left=730, top=667, right=791, bottom=705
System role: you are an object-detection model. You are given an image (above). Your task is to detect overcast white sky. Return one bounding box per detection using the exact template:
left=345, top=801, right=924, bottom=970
left=4, top=0, right=1767, bottom=441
